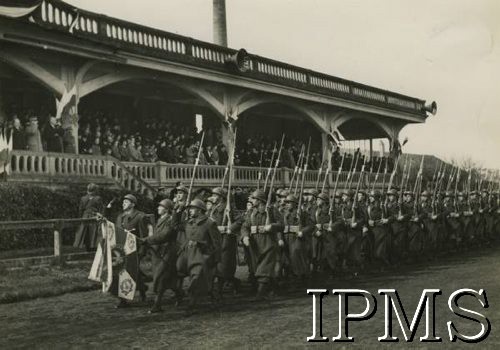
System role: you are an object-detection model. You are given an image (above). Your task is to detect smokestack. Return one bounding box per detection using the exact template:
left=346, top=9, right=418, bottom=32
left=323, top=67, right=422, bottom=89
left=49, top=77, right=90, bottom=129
left=213, top=0, right=228, bottom=47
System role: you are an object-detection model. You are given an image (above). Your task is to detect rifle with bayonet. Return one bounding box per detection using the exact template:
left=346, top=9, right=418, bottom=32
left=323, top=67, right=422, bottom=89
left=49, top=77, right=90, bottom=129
left=296, top=138, right=311, bottom=223
left=289, top=144, right=305, bottom=193
left=263, top=141, right=278, bottom=192
left=265, top=135, right=285, bottom=225
left=351, top=156, right=367, bottom=226
left=186, top=131, right=205, bottom=205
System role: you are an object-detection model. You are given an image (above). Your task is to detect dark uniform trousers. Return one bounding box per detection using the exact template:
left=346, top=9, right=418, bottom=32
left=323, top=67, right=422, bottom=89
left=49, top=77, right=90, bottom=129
left=176, top=215, right=222, bottom=299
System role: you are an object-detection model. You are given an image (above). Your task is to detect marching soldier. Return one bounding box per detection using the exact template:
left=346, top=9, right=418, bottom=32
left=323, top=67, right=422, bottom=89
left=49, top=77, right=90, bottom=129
left=421, top=190, right=440, bottom=254
left=208, top=187, right=242, bottom=299
left=281, top=194, right=312, bottom=282
left=241, top=189, right=283, bottom=301
left=444, top=191, right=462, bottom=250
left=311, top=192, right=331, bottom=274
left=115, top=194, right=154, bottom=308
left=367, top=190, right=390, bottom=268
left=176, top=199, right=222, bottom=315
left=386, top=188, right=407, bottom=264
left=341, top=189, right=367, bottom=275
left=142, top=199, right=183, bottom=313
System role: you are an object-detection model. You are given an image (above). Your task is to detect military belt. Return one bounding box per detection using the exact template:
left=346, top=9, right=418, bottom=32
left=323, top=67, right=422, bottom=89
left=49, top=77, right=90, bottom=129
left=250, top=225, right=266, bottom=234
left=284, top=225, right=300, bottom=234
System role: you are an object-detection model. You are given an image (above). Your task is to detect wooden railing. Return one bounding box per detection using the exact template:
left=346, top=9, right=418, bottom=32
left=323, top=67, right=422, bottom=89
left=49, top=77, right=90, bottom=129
left=15, top=0, right=427, bottom=117
left=0, top=217, right=98, bottom=264
left=8, top=151, right=391, bottom=191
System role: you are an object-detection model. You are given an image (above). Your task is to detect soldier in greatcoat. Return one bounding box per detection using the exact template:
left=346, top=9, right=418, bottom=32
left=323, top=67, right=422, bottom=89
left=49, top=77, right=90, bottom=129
left=241, top=189, right=283, bottom=301
left=341, top=189, right=367, bottom=275
left=280, top=194, right=313, bottom=281
left=142, top=199, right=183, bottom=313
left=386, top=188, right=408, bottom=263
left=367, top=190, right=390, bottom=268
left=208, top=187, right=242, bottom=299
left=176, top=199, right=222, bottom=315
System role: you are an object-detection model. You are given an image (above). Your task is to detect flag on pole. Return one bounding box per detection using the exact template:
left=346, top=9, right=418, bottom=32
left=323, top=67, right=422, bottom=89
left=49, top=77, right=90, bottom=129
left=0, top=0, right=42, bottom=18
left=88, top=219, right=139, bottom=301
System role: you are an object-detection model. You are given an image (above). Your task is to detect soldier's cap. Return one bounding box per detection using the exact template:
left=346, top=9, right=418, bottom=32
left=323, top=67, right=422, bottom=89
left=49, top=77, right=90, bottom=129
left=176, top=185, right=189, bottom=194
left=369, top=190, right=381, bottom=198
left=317, top=192, right=329, bottom=201
left=276, top=189, right=284, bottom=197
left=29, top=116, right=38, bottom=121
left=123, top=194, right=137, bottom=204
left=481, top=189, right=489, bottom=194
left=358, top=190, right=367, bottom=196
left=158, top=198, right=174, bottom=210
left=421, top=190, right=430, bottom=197
left=87, top=183, right=98, bottom=193
left=334, top=192, right=342, bottom=199
left=250, top=189, right=267, bottom=203
left=469, top=190, right=478, bottom=196
left=284, top=194, right=299, bottom=204
left=456, top=191, right=465, bottom=197
left=187, top=198, right=207, bottom=211
left=346, top=189, right=355, bottom=198
left=387, top=188, right=398, bottom=196
left=403, top=190, right=413, bottom=196
left=444, top=191, right=454, bottom=198
left=211, top=187, right=227, bottom=197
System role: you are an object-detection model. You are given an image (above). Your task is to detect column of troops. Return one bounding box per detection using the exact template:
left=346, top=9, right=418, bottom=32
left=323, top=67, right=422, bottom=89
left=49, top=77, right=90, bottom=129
left=115, top=183, right=500, bottom=315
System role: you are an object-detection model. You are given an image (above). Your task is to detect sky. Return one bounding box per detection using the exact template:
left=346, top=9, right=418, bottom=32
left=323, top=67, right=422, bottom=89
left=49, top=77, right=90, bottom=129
left=66, top=0, right=500, bottom=169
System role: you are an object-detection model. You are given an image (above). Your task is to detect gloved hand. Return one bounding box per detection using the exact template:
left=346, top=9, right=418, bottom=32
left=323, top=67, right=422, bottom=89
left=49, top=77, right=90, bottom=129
left=278, top=239, right=284, bottom=247
left=368, top=220, right=375, bottom=227
left=315, top=230, right=322, bottom=237
left=351, top=222, right=357, bottom=228
left=264, top=224, right=272, bottom=232
left=242, top=236, right=250, bottom=247
left=297, top=231, right=303, bottom=238
left=382, top=218, right=389, bottom=224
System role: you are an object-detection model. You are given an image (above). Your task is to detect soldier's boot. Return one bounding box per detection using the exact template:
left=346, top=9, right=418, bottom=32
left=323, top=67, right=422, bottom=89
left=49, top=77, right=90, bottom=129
left=212, top=278, right=224, bottom=302
left=253, top=283, right=268, bottom=302
left=184, top=296, right=198, bottom=317
left=115, top=298, right=129, bottom=309
left=231, top=277, right=241, bottom=294
left=149, top=292, right=165, bottom=314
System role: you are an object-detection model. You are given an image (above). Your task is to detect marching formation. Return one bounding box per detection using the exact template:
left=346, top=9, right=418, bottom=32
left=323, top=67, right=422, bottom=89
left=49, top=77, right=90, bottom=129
left=93, top=132, right=500, bottom=316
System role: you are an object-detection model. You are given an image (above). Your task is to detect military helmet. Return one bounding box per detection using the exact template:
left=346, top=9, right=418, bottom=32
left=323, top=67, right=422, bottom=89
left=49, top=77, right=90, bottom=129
left=87, top=183, right=98, bottom=194
left=346, top=189, right=355, bottom=198
left=421, top=190, right=430, bottom=197
left=469, top=190, right=478, bottom=196
left=187, top=198, right=207, bottom=211
left=358, top=189, right=367, bottom=196
left=159, top=198, right=174, bottom=210
left=369, top=190, right=381, bottom=198
left=250, top=189, right=267, bottom=203
left=124, top=194, right=137, bottom=204
left=176, top=185, right=189, bottom=194
left=280, top=189, right=290, bottom=198
left=284, top=194, right=299, bottom=204
left=211, top=187, right=227, bottom=197
left=309, top=189, right=320, bottom=198
left=456, top=191, right=465, bottom=197
left=387, top=188, right=398, bottom=196
left=444, top=191, right=454, bottom=198
left=317, top=192, right=330, bottom=201
left=334, top=192, right=342, bottom=199
left=403, top=190, right=413, bottom=196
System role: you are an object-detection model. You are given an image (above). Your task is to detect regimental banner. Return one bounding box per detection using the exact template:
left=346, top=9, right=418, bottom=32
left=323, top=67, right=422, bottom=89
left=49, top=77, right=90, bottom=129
left=0, top=0, right=42, bottom=18
left=88, top=219, right=139, bottom=300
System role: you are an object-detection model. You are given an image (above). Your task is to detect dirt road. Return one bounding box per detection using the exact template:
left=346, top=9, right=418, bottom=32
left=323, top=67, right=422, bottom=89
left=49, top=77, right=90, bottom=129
left=1, top=246, right=499, bottom=349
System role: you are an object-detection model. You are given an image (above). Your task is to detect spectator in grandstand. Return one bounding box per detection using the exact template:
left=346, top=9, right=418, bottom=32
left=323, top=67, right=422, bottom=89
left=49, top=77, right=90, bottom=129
left=218, top=143, right=228, bottom=165
left=25, top=116, right=43, bottom=152
left=111, top=139, right=121, bottom=159
left=11, top=116, right=26, bottom=150
left=90, top=138, right=102, bottom=156
left=119, top=139, right=129, bottom=160
left=185, top=143, right=196, bottom=164
left=42, top=116, right=64, bottom=153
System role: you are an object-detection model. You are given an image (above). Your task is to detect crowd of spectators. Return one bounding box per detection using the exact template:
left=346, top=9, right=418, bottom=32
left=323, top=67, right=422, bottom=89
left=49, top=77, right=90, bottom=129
left=3, top=111, right=393, bottom=172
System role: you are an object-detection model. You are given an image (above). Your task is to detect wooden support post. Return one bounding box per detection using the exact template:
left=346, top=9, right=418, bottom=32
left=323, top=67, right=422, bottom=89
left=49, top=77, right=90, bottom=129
left=54, top=225, right=62, bottom=265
